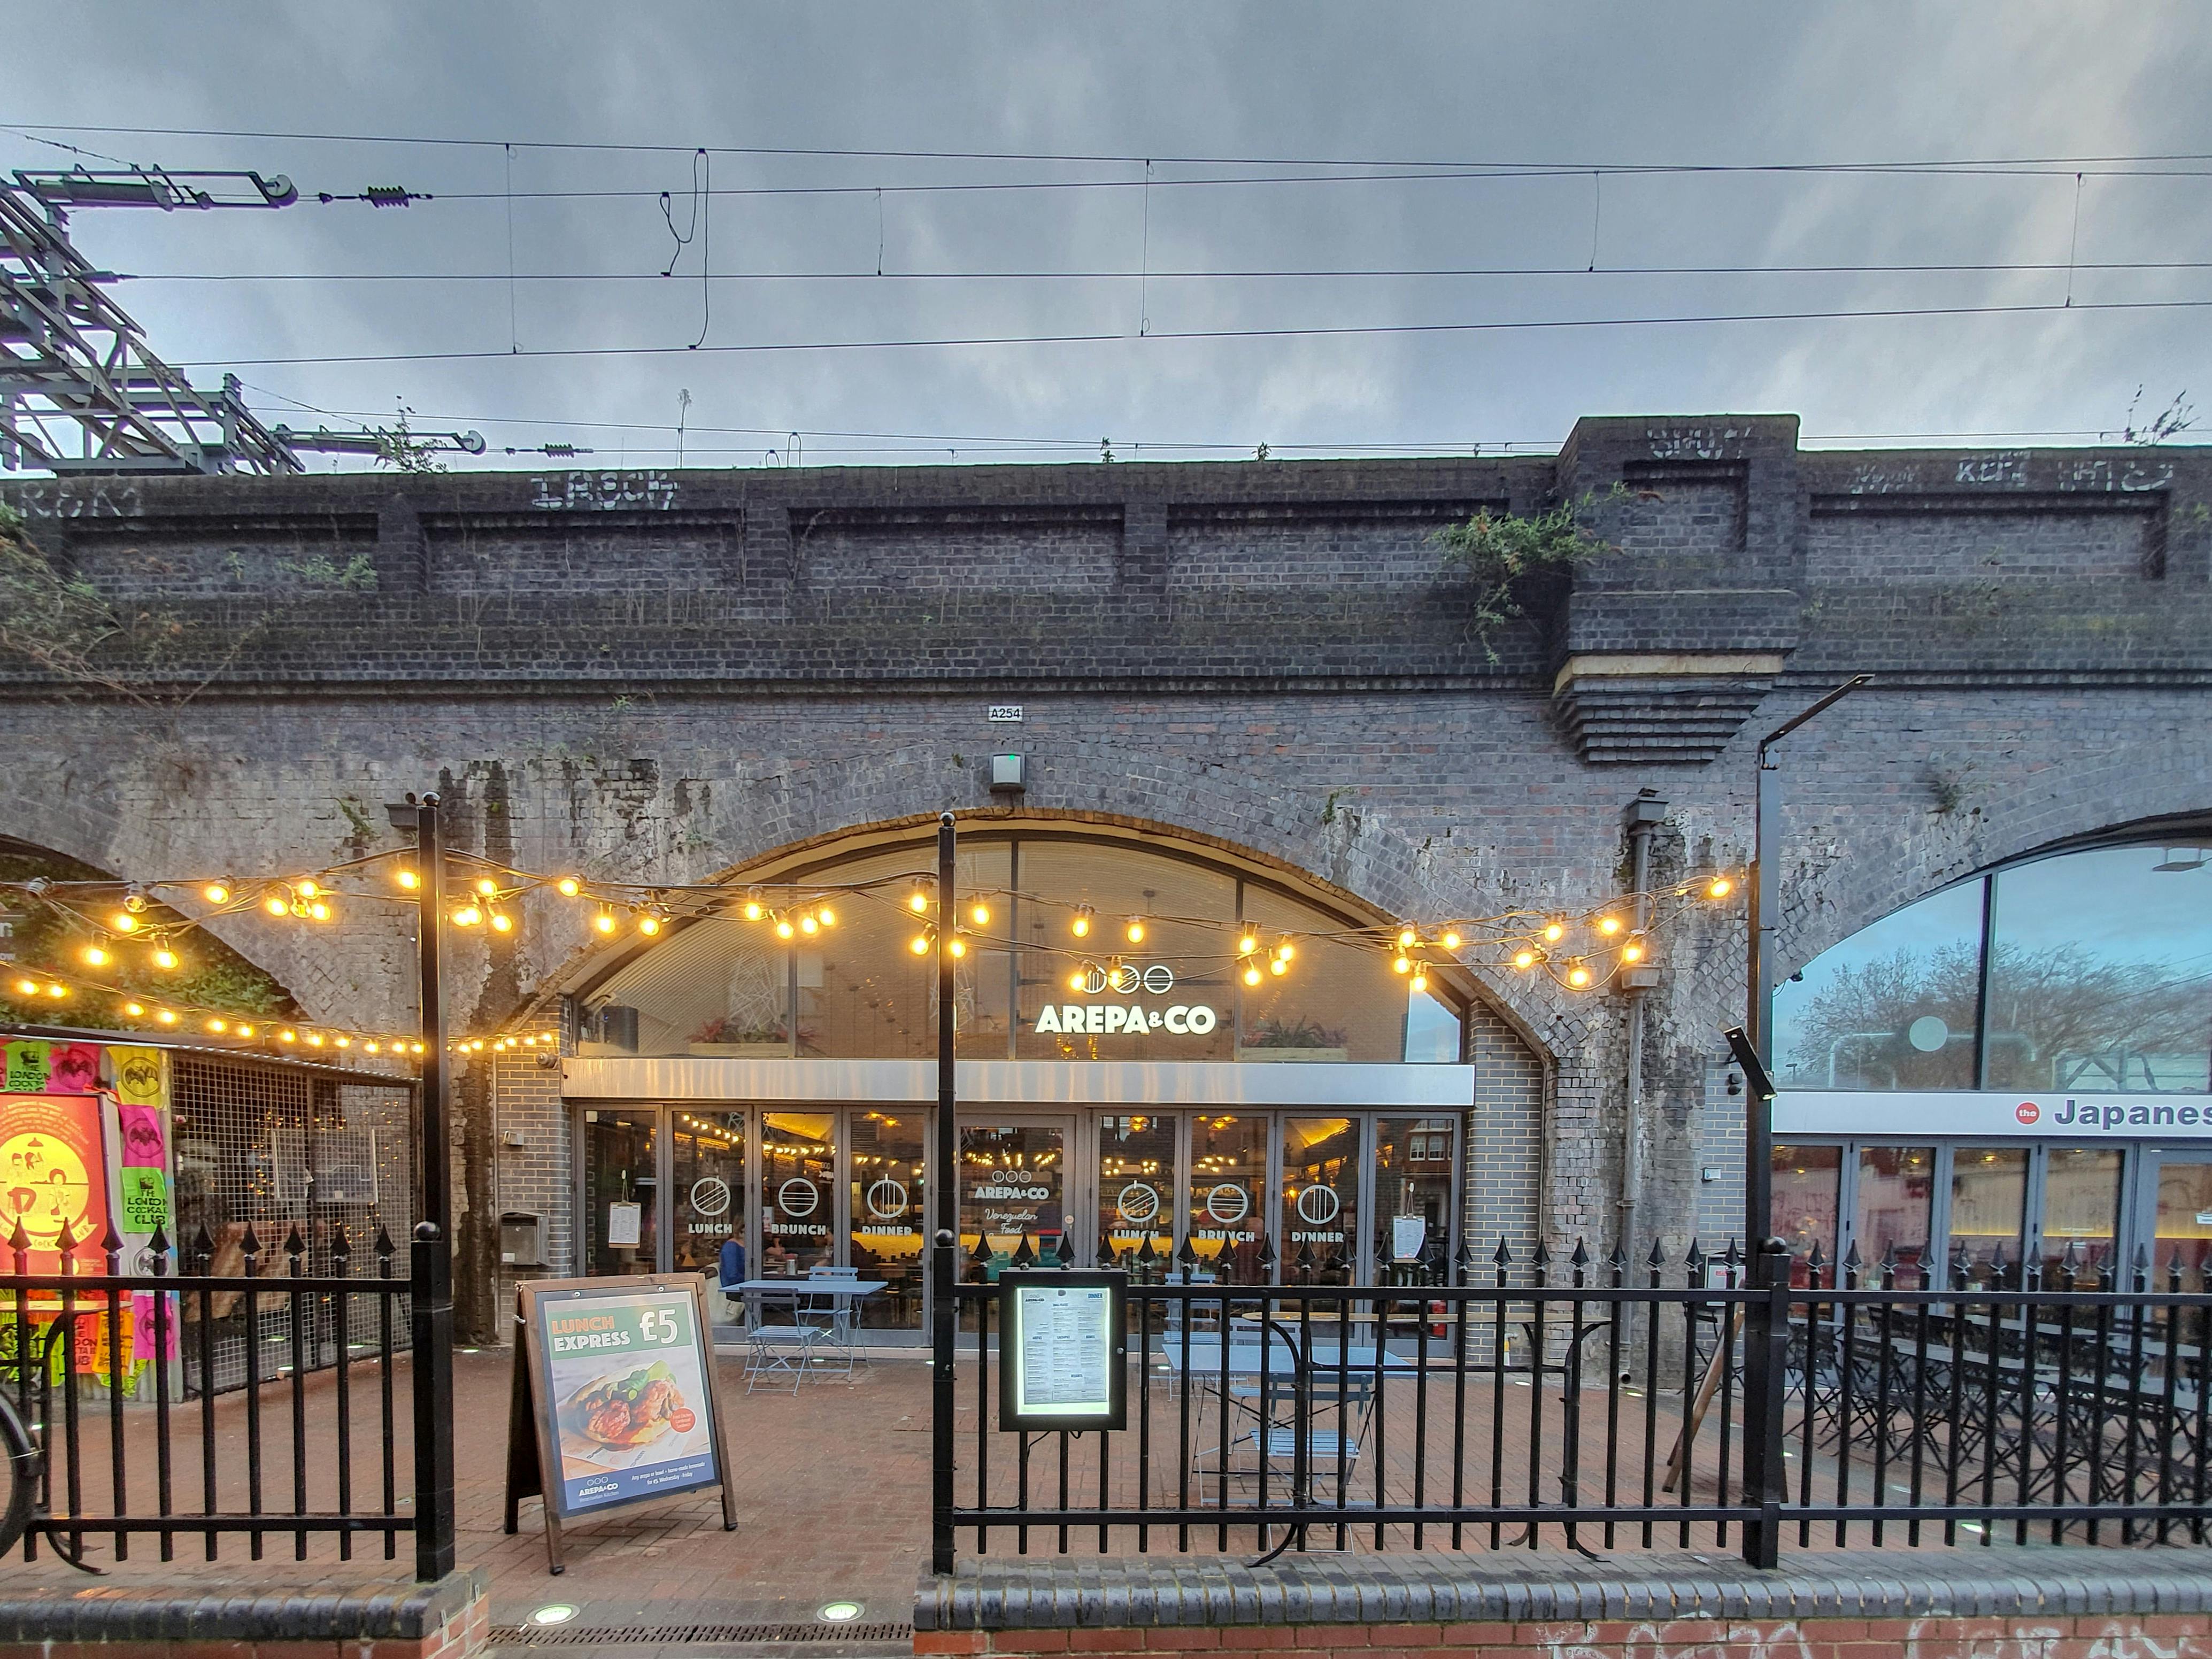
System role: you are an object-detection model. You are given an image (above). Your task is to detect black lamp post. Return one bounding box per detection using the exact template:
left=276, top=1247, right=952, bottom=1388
left=929, top=811, right=958, bottom=1575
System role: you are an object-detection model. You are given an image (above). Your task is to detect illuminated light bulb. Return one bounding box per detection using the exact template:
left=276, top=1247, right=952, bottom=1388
left=209, top=1017, right=227, bottom=1033
left=1243, top=964, right=1262, bottom=987
left=366, top=1040, right=381, bottom=1054
left=44, top=983, right=64, bottom=999
left=541, top=1031, right=556, bottom=1044
left=774, top=916, right=795, bottom=940
left=592, top=910, right=618, bottom=935
left=157, top=1009, right=178, bottom=1025
left=203, top=882, right=231, bottom=905
left=1567, top=961, right=1593, bottom=989
left=637, top=913, right=662, bottom=937
left=395, top=867, right=420, bottom=891
left=1597, top=915, right=1622, bottom=936
left=970, top=901, right=991, bottom=927
left=112, top=910, right=140, bottom=933
left=12, top=978, right=34, bottom=997
left=411, top=1042, right=425, bottom=1055
left=152, top=946, right=179, bottom=971
left=1125, top=919, right=1145, bottom=944
left=310, top=900, right=330, bottom=922
left=1513, top=949, right=1538, bottom=971
left=297, top=879, right=320, bottom=899
left=1274, top=941, right=1295, bottom=961
left=1071, top=907, right=1093, bottom=938
left=468, top=1039, right=483, bottom=1052
left=83, top=944, right=109, bottom=968
left=908, top=887, right=930, bottom=914
left=305, top=1032, right=324, bottom=1047
left=474, top=877, right=497, bottom=897
left=799, top=914, right=819, bottom=936
left=1068, top=969, right=1086, bottom=991
left=1410, top=969, right=1429, bottom=993
left=949, top=937, right=967, bottom=959
left=1397, top=927, right=1416, bottom=949
left=1708, top=876, right=1734, bottom=900
left=743, top=897, right=765, bottom=921
left=489, top=910, right=513, bottom=933
left=1442, top=930, right=1462, bottom=950
left=452, top=904, right=482, bottom=927
left=1542, top=920, right=1565, bottom=943
left=521, top=1035, right=536, bottom=1047
left=1393, top=954, right=1411, bottom=975
left=236, top=1024, right=255, bottom=1039
left=816, top=906, right=836, bottom=928
left=910, top=933, right=931, bottom=956
left=264, top=896, right=289, bottom=918
left=1236, top=929, right=1259, bottom=955
left=280, top=1029, right=297, bottom=1043
left=556, top=877, right=581, bottom=897
left=124, top=1001, right=145, bottom=1017
left=1622, top=938, right=1646, bottom=963
left=1268, top=957, right=1288, bottom=977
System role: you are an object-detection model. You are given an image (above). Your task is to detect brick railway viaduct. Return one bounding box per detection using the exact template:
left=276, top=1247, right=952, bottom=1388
left=4, top=413, right=2208, bottom=1337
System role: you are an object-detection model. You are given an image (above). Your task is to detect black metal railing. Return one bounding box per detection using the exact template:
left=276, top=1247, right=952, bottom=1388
left=936, top=1236, right=2212, bottom=1564
left=1, top=1212, right=452, bottom=1576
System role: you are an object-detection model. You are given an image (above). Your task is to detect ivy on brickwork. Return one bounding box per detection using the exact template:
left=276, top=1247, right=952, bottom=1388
left=1431, top=486, right=1623, bottom=661
left=0, top=503, right=260, bottom=705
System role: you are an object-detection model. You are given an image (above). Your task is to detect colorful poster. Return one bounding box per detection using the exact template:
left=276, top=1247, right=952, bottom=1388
left=110, top=1048, right=164, bottom=1108
left=533, top=1282, right=719, bottom=1515
left=119, top=1168, right=168, bottom=1231
left=0, top=1093, right=112, bottom=1271
left=5, top=1042, right=50, bottom=1094
left=46, top=1044, right=100, bottom=1095
left=117, top=1105, right=164, bottom=1169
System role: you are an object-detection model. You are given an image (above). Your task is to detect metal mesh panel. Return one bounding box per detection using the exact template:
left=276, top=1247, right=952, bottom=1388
left=170, top=1053, right=417, bottom=1394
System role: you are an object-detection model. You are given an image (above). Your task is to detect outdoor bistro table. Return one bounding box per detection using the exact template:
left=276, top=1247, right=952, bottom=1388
left=735, top=1277, right=889, bottom=1380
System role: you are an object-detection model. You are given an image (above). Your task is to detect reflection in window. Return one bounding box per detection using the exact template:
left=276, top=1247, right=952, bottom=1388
left=1985, top=846, right=2212, bottom=1094
left=2153, top=1158, right=2212, bottom=1286
left=959, top=1124, right=1066, bottom=1274
left=1240, top=888, right=1401, bottom=1062
left=1774, top=883, right=1982, bottom=1090
left=1404, top=987, right=1462, bottom=1062
left=1188, top=1115, right=1267, bottom=1284
left=1098, top=1114, right=1175, bottom=1268
left=1282, top=1118, right=1358, bottom=1283
left=1855, top=1145, right=1934, bottom=1288
left=1770, top=1144, right=1840, bottom=1286
left=2041, top=1146, right=2123, bottom=1283
left=760, top=1111, right=837, bottom=1275
left=671, top=1110, right=745, bottom=1277
left=1374, top=1117, right=1454, bottom=1278
left=1948, top=1147, right=2026, bottom=1283
left=583, top=1108, right=658, bottom=1277
left=849, top=1110, right=926, bottom=1328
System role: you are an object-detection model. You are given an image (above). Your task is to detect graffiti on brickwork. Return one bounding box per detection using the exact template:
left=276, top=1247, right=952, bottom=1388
left=1846, top=462, right=1921, bottom=494
left=2056, top=456, right=2175, bottom=494
left=1536, top=1616, right=2205, bottom=1659
left=1536, top=1618, right=1821, bottom=1659
left=529, top=470, right=680, bottom=511
left=1955, top=452, right=2029, bottom=488
left=1644, top=426, right=1751, bottom=461
left=5, top=481, right=144, bottom=519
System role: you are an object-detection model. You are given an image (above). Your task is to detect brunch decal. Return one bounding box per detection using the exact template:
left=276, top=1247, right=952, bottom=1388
left=539, top=1286, right=718, bottom=1514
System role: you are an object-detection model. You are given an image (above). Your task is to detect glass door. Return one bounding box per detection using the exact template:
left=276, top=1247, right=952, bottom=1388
left=958, top=1121, right=1069, bottom=1275
left=581, top=1107, right=660, bottom=1277
left=670, top=1110, right=747, bottom=1280
left=849, top=1108, right=928, bottom=1328
left=759, top=1111, right=838, bottom=1275
left=1281, top=1117, right=1358, bottom=1284
left=2151, top=1154, right=2212, bottom=1285
left=1188, top=1114, right=1269, bottom=1284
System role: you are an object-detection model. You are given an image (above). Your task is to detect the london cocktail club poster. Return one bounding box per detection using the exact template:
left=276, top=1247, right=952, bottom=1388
left=505, top=1274, right=736, bottom=1571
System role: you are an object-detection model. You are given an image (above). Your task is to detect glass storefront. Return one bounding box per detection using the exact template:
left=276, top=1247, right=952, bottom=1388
left=1371, top=1116, right=1455, bottom=1275
left=849, top=1109, right=926, bottom=1327
left=1771, top=1144, right=1841, bottom=1284
left=1948, top=1146, right=2027, bottom=1280
left=1188, top=1114, right=1269, bottom=1283
left=1097, top=1114, right=1175, bottom=1264
left=1281, top=1117, right=1358, bottom=1282
left=582, top=1108, right=658, bottom=1278
left=671, top=1110, right=745, bottom=1277
left=959, top=1122, right=1068, bottom=1271
left=761, top=1112, right=837, bottom=1274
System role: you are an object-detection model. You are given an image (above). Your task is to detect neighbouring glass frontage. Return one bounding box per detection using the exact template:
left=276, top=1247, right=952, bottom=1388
left=564, top=823, right=1481, bottom=1338
left=1768, top=832, right=2212, bottom=1284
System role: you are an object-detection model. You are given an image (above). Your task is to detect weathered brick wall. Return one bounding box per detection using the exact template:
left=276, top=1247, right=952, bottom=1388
left=4, top=419, right=2207, bottom=1337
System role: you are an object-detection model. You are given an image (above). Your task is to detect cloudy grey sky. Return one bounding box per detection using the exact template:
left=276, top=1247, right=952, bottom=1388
left=6, top=2, right=2210, bottom=468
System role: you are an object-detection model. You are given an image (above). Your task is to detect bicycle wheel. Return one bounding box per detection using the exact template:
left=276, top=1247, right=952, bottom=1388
left=0, top=1392, right=36, bottom=1559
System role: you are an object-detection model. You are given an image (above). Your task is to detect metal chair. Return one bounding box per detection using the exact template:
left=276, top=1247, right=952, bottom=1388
left=802, top=1266, right=865, bottom=1376
left=743, top=1287, right=827, bottom=1394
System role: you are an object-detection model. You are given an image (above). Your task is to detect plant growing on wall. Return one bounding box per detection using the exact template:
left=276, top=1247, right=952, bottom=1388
left=1245, top=1014, right=1346, bottom=1050
left=1431, top=488, right=1621, bottom=661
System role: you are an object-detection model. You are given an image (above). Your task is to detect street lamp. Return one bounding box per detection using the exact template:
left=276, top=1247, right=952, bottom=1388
left=1736, top=674, right=1871, bottom=1257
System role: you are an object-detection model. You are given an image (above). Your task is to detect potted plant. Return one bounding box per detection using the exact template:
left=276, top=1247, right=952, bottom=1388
left=688, top=1016, right=792, bottom=1057
left=1236, top=1014, right=1350, bottom=1063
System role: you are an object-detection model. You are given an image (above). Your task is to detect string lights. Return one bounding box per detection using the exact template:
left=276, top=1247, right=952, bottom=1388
left=0, top=844, right=1746, bottom=1055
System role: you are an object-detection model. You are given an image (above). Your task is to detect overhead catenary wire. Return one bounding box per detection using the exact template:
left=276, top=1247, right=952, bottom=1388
left=172, top=294, right=2212, bottom=372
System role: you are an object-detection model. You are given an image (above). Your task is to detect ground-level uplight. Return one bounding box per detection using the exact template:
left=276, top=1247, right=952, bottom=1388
left=819, top=1602, right=864, bottom=1623
left=530, top=1604, right=579, bottom=1626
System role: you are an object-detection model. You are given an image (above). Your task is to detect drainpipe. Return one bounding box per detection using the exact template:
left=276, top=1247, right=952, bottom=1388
left=1617, top=792, right=1667, bottom=1256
